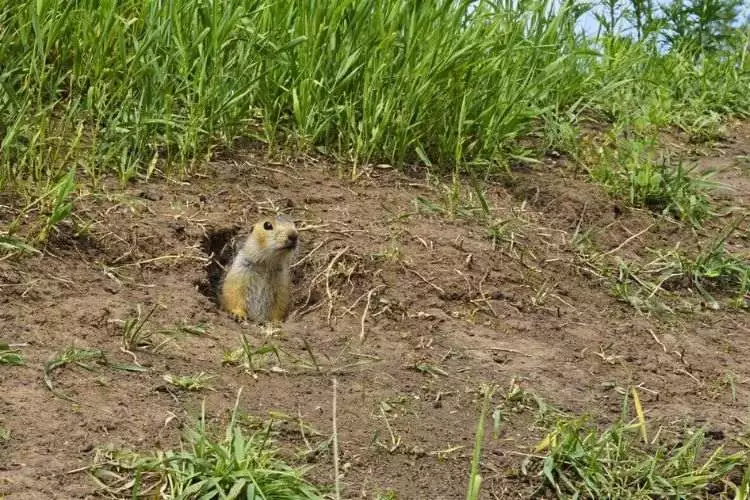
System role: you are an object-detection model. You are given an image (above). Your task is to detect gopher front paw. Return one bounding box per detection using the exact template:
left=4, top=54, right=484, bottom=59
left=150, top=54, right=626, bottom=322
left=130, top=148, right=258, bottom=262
left=228, top=310, right=248, bottom=323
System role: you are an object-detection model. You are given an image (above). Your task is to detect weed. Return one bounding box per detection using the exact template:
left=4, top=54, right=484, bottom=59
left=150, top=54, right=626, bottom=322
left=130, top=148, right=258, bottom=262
left=90, top=390, right=324, bottom=498
left=159, top=322, right=210, bottom=337
left=0, top=235, right=41, bottom=257
left=466, top=384, right=497, bottom=500
left=486, top=217, right=527, bottom=252
left=587, top=138, right=714, bottom=226
left=120, top=304, right=158, bottom=351
left=35, top=168, right=77, bottom=243
left=376, top=491, right=398, bottom=500
left=6, top=168, right=78, bottom=244
left=0, top=343, right=24, bottom=366
left=682, top=219, right=750, bottom=307
left=610, top=220, right=750, bottom=311
left=372, top=243, right=403, bottom=264
left=531, top=410, right=748, bottom=498
left=44, top=347, right=106, bottom=402
left=415, top=362, right=449, bottom=378
left=500, top=379, right=560, bottom=428
left=0, top=427, right=9, bottom=444
left=43, top=347, right=144, bottom=402
left=162, top=372, right=216, bottom=391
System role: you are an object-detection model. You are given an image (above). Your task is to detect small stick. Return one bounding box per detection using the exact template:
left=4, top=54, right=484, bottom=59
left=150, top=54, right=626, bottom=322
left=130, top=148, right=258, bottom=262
left=360, top=286, right=385, bottom=341
left=379, top=406, right=401, bottom=452
left=602, top=224, right=654, bottom=256
left=119, top=346, right=140, bottom=366
left=487, top=347, right=532, bottom=357
left=677, top=368, right=702, bottom=385
left=401, top=264, right=445, bottom=295
left=571, top=201, right=587, bottom=245
left=302, top=336, right=321, bottom=373
left=117, top=254, right=208, bottom=267
left=249, top=163, right=303, bottom=180
left=292, top=238, right=337, bottom=269
left=318, top=229, right=370, bottom=236
left=298, top=409, right=314, bottom=453
left=325, top=247, right=350, bottom=327
left=299, top=223, right=331, bottom=231
left=341, top=288, right=372, bottom=317
left=65, top=465, right=93, bottom=474
left=332, top=377, right=341, bottom=500
left=295, top=300, right=325, bottom=318
left=478, top=269, right=498, bottom=318
left=648, top=329, right=667, bottom=352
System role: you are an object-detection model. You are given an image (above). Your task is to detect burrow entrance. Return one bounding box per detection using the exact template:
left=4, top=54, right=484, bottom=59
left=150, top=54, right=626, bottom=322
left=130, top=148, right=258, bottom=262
left=195, top=226, right=240, bottom=302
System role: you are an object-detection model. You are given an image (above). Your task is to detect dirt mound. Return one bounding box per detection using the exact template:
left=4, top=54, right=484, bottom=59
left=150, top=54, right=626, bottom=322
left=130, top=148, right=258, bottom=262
left=1, top=143, right=749, bottom=498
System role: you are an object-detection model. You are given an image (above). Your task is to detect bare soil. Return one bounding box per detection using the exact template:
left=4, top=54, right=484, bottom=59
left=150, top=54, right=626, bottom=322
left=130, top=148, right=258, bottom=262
left=1, top=123, right=749, bottom=499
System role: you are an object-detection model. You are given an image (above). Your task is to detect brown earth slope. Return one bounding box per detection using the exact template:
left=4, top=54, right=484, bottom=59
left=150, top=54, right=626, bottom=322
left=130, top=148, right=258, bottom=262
left=1, top=123, right=749, bottom=499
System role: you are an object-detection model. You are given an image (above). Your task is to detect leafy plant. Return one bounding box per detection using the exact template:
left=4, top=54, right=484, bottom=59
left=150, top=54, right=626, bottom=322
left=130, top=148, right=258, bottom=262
left=90, top=391, right=324, bottom=499
left=588, top=138, right=714, bottom=226
left=530, top=391, right=749, bottom=498
left=0, top=343, right=24, bottom=366
left=162, top=372, right=216, bottom=391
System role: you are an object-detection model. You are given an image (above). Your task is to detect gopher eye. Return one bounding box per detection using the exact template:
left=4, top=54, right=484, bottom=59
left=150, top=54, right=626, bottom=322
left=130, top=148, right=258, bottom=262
left=263, top=221, right=274, bottom=231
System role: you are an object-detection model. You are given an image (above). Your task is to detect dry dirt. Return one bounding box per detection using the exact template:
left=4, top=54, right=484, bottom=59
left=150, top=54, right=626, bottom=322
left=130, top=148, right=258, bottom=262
left=1, top=123, right=749, bottom=499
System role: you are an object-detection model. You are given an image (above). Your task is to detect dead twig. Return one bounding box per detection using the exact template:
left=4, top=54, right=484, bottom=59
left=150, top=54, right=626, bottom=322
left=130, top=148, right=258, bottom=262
left=677, top=368, right=702, bottom=386
left=246, top=162, right=303, bottom=180
left=478, top=269, right=498, bottom=318
left=325, top=246, right=351, bottom=327
left=116, top=253, right=208, bottom=268
left=401, top=263, right=445, bottom=295
left=360, top=285, right=385, bottom=342
left=487, top=347, right=532, bottom=357
left=295, top=245, right=350, bottom=317
left=648, top=329, right=667, bottom=352
left=602, top=224, right=654, bottom=256
left=292, top=238, right=339, bottom=269
left=302, top=336, right=321, bottom=374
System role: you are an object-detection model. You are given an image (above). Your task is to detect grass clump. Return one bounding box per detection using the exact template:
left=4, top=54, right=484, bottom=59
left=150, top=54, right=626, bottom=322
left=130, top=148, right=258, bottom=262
left=162, top=372, right=216, bottom=391
left=586, top=137, right=715, bottom=226
left=681, top=220, right=750, bottom=307
left=466, top=384, right=496, bottom=500
left=611, top=219, right=750, bottom=311
left=119, top=304, right=159, bottom=351
left=1, top=0, right=748, bottom=202
left=530, top=393, right=749, bottom=499
left=43, top=346, right=146, bottom=402
left=0, top=343, right=24, bottom=366
left=91, top=391, right=324, bottom=499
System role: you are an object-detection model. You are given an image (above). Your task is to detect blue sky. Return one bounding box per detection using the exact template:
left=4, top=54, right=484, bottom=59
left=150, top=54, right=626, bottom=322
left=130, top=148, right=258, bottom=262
left=577, top=0, right=750, bottom=36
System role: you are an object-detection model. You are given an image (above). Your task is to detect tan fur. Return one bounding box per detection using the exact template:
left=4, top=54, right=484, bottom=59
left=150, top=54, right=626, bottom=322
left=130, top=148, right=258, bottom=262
left=219, top=216, right=298, bottom=323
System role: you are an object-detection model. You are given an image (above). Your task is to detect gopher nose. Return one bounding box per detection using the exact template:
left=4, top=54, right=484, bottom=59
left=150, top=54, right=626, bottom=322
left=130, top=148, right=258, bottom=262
left=287, top=232, right=298, bottom=246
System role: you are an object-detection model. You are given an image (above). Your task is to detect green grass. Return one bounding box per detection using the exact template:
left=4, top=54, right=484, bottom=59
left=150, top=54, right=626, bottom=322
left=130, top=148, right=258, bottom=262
left=464, top=385, right=750, bottom=498
left=120, top=303, right=158, bottom=351
left=0, top=0, right=747, bottom=251
left=0, top=342, right=24, bottom=366
left=609, top=219, right=750, bottom=311
left=43, top=346, right=146, bottom=402
left=0, top=426, right=10, bottom=444
left=162, top=372, right=216, bottom=391
left=533, top=409, right=749, bottom=498
left=91, top=391, right=325, bottom=499
left=1, top=0, right=748, bottom=204
left=585, top=136, right=715, bottom=227
left=466, top=384, right=495, bottom=500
